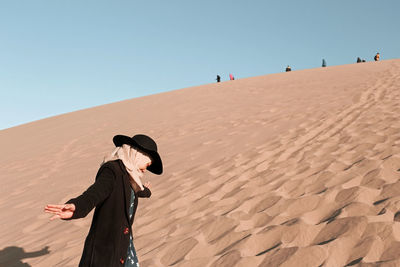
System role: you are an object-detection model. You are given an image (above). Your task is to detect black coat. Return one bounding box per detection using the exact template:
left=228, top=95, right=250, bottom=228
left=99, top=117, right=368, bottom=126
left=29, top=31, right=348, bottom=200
left=65, top=159, right=151, bottom=267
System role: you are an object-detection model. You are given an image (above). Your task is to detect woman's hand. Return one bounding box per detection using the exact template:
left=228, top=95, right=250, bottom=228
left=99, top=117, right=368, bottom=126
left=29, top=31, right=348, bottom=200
left=144, top=181, right=151, bottom=189
left=44, top=204, right=76, bottom=220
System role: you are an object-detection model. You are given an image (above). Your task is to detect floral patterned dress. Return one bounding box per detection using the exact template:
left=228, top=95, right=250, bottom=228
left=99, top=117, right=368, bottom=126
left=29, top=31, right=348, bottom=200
left=125, top=188, right=140, bottom=267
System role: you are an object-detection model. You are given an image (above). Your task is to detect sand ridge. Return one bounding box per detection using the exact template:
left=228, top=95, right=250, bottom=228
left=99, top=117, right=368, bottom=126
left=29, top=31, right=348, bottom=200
left=1, top=60, right=400, bottom=266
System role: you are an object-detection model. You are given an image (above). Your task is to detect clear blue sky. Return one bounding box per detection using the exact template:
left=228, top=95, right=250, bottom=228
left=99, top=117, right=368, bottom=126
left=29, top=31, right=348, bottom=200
left=1, top=1, right=399, bottom=130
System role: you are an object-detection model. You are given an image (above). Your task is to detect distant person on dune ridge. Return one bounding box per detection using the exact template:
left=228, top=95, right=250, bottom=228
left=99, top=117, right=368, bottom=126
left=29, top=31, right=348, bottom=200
left=374, top=52, right=380, bottom=61
left=322, top=59, right=326, bottom=67
left=229, top=73, right=235, bottom=80
left=357, top=57, right=366, bottom=63
left=216, top=75, right=221, bottom=82
left=44, top=134, right=163, bottom=267
left=285, top=65, right=291, bottom=72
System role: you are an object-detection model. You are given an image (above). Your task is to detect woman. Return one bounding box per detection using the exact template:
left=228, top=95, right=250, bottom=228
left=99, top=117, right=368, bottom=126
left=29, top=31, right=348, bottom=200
left=44, top=134, right=163, bottom=267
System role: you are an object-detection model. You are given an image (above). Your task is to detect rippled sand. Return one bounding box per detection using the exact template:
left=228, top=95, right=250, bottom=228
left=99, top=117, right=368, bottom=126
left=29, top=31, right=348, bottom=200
left=1, top=60, right=400, bottom=266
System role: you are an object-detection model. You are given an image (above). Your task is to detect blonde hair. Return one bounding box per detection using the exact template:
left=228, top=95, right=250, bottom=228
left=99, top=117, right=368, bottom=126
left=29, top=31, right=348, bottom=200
left=103, top=144, right=145, bottom=191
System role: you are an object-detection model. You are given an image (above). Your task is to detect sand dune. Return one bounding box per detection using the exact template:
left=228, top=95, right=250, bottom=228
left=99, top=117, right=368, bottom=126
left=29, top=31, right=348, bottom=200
left=1, top=59, right=400, bottom=266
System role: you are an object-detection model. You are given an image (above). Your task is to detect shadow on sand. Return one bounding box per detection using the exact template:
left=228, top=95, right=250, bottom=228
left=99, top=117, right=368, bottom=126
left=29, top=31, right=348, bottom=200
left=0, top=246, right=49, bottom=267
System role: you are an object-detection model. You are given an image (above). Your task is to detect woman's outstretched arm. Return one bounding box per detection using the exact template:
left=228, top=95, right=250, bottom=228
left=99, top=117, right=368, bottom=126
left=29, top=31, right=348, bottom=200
left=44, top=165, right=116, bottom=220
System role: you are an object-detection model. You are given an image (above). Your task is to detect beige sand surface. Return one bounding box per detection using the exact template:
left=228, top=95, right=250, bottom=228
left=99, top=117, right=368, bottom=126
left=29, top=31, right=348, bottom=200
left=1, top=59, right=400, bottom=266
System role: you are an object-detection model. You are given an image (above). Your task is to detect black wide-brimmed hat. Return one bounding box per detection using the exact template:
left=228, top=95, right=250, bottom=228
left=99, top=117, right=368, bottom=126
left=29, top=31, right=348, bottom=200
left=113, top=134, right=163, bottom=175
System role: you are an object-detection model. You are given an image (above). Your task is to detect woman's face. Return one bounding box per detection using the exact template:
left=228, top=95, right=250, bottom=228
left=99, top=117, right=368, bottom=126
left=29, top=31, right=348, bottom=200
left=137, top=151, right=152, bottom=173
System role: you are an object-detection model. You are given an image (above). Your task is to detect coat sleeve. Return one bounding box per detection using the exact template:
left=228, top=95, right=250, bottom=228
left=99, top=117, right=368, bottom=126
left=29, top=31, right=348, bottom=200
left=137, top=186, right=152, bottom=198
left=64, top=165, right=116, bottom=219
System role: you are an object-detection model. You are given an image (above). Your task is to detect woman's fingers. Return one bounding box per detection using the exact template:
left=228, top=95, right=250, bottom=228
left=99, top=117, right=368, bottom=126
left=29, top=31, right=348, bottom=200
left=46, top=204, right=66, bottom=209
left=44, top=209, right=58, bottom=215
left=45, top=204, right=75, bottom=211
left=44, top=203, right=75, bottom=220
left=47, top=210, right=73, bottom=220
left=44, top=206, right=62, bottom=212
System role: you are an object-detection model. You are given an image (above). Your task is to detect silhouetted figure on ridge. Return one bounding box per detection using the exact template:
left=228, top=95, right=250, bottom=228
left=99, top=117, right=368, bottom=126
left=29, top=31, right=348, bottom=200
left=322, top=59, right=326, bottom=67
left=216, top=75, right=221, bottom=83
left=285, top=65, right=292, bottom=72
left=357, top=57, right=366, bottom=63
left=374, top=52, right=380, bottom=61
